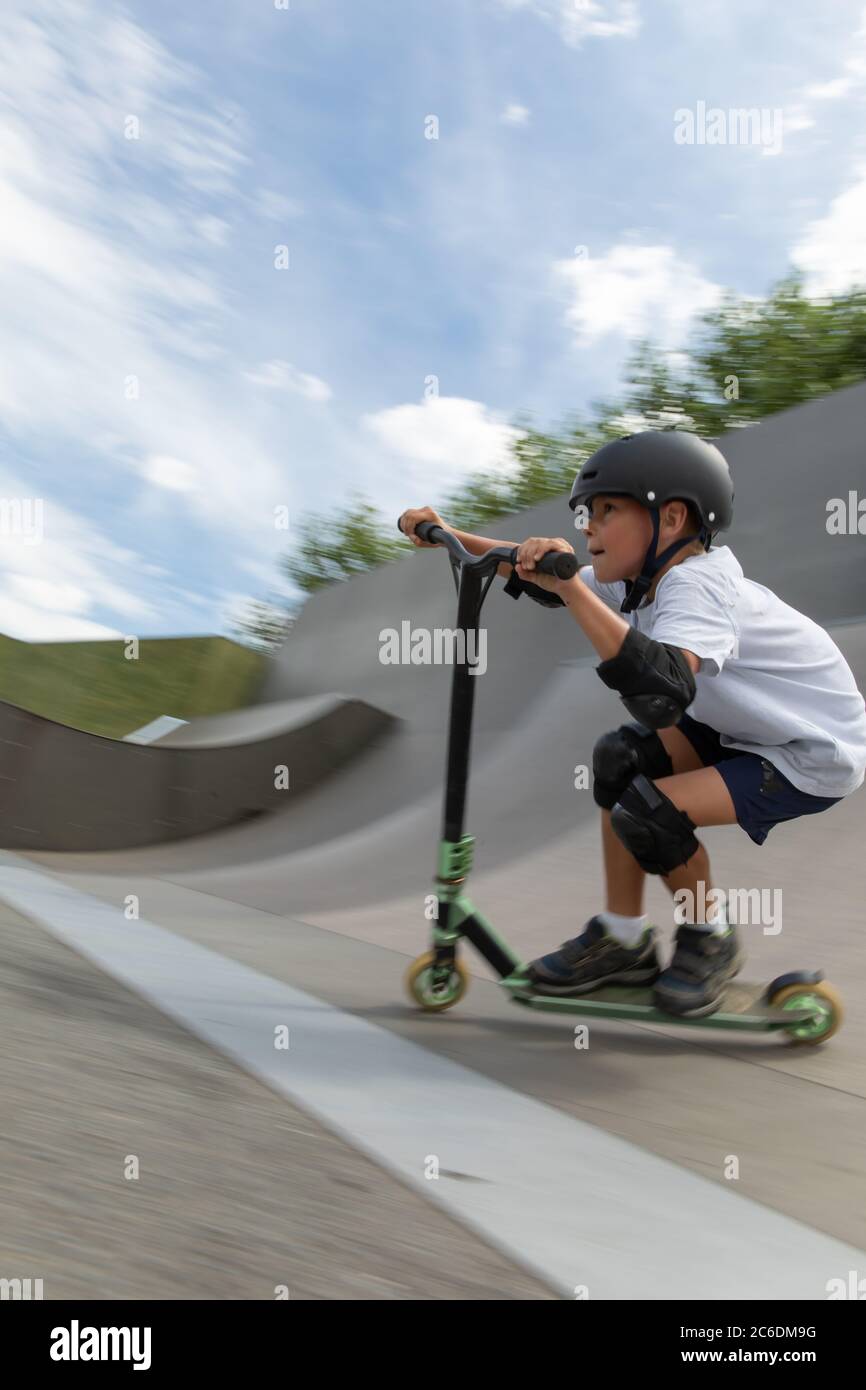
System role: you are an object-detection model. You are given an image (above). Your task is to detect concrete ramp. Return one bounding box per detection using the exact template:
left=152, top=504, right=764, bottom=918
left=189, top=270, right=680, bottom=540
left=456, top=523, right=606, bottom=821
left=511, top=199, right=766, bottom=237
left=0, top=694, right=393, bottom=851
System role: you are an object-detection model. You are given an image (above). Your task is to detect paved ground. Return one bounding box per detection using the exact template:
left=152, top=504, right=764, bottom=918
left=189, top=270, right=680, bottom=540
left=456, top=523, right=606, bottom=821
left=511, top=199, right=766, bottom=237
left=0, top=898, right=553, bottom=1299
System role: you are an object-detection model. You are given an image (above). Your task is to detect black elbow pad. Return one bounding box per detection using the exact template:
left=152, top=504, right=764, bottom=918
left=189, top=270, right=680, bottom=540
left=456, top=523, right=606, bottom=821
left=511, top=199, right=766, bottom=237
left=502, top=572, right=565, bottom=609
left=596, top=626, right=696, bottom=729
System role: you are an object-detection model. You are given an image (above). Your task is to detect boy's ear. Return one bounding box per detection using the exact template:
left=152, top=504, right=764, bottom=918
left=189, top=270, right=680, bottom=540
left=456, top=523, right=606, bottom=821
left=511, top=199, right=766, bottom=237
left=663, top=500, right=690, bottom=535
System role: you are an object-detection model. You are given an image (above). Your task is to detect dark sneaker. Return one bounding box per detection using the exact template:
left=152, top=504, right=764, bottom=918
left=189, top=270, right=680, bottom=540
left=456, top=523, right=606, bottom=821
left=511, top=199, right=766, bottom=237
left=653, top=924, right=745, bottom=1018
left=526, top=916, right=661, bottom=996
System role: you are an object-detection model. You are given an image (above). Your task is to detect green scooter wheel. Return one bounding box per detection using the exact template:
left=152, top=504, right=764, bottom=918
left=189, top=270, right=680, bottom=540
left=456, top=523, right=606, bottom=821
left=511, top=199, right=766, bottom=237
left=769, top=980, right=843, bottom=1044
left=405, top=951, right=469, bottom=1012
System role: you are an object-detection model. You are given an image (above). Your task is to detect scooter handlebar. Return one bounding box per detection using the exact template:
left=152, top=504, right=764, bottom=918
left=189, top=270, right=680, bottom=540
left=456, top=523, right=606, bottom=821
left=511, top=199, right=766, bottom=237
left=397, top=517, right=578, bottom=581
left=412, top=520, right=450, bottom=546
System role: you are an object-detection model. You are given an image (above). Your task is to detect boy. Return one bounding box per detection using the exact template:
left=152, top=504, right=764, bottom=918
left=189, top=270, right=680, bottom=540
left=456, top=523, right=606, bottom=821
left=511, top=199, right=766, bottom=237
left=400, top=429, right=866, bottom=1017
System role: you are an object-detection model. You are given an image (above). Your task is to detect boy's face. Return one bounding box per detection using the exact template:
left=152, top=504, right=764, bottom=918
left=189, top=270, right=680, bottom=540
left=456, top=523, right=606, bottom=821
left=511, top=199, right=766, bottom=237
left=584, top=494, right=655, bottom=583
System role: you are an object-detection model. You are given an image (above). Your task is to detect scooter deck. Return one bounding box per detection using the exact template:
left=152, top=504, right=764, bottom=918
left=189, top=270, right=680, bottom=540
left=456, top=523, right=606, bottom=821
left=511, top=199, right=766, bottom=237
left=502, top=974, right=809, bottom=1032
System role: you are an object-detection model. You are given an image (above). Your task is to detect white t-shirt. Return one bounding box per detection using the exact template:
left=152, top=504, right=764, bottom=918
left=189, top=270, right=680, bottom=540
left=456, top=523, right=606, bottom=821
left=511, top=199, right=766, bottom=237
left=579, top=546, right=866, bottom=798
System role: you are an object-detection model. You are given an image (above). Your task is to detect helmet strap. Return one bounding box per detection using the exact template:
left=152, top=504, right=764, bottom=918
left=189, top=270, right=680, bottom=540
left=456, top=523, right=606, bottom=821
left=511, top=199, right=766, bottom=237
left=620, top=515, right=711, bottom=614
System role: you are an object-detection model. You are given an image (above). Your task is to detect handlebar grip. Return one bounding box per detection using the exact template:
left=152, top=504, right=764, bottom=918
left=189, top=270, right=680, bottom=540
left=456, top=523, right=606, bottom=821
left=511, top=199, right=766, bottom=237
left=398, top=517, right=446, bottom=545
left=536, top=550, right=578, bottom=581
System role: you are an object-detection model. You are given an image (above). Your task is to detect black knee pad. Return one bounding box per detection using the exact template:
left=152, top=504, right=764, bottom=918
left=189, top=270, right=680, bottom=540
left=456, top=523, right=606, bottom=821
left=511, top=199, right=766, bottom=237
left=592, top=723, right=674, bottom=810
left=610, top=773, right=699, bottom=875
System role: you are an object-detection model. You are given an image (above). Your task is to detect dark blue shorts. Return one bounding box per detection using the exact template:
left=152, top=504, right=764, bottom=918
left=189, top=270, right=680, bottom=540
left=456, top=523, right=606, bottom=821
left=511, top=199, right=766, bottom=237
left=675, top=713, right=843, bottom=846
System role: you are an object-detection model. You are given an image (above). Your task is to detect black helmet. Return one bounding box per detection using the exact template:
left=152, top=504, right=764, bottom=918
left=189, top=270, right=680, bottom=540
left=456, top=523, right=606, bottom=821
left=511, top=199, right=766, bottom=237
left=569, top=429, right=734, bottom=613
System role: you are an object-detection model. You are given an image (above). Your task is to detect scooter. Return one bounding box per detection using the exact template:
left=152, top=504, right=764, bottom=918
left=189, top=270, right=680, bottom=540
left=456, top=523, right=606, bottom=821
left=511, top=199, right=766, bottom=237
left=399, top=520, right=842, bottom=1044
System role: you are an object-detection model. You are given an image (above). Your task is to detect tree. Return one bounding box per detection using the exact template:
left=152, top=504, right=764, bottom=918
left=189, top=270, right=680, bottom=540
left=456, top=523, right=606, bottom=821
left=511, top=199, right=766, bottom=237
left=614, top=274, right=866, bottom=436
left=443, top=416, right=608, bottom=529
left=230, top=598, right=297, bottom=651
left=281, top=495, right=411, bottom=594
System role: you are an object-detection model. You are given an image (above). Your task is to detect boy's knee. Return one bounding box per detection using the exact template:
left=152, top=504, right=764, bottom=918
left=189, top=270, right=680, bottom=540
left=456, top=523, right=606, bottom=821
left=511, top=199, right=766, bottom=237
left=592, top=722, right=673, bottom=809
left=610, top=773, right=699, bottom=875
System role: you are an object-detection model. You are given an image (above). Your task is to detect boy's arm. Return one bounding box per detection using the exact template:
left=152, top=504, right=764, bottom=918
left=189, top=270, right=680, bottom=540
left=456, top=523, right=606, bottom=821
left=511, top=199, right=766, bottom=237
left=560, top=575, right=699, bottom=672
left=560, top=574, right=630, bottom=660
left=560, top=576, right=699, bottom=726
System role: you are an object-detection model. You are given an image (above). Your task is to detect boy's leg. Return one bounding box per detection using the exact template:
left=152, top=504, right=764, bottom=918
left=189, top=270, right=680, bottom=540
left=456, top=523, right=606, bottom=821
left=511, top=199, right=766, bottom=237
left=646, top=766, right=743, bottom=1014
left=601, top=725, right=714, bottom=916
left=601, top=808, right=646, bottom=913
left=528, top=754, right=740, bottom=998
left=652, top=766, right=737, bottom=923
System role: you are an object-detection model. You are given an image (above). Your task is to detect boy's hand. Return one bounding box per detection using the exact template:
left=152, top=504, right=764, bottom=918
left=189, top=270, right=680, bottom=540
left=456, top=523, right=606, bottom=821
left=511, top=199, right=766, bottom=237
left=399, top=505, right=448, bottom=547
left=515, top=536, right=576, bottom=593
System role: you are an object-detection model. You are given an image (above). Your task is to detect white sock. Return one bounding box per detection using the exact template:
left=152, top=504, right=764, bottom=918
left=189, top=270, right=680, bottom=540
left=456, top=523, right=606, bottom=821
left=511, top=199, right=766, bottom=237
left=694, top=898, right=729, bottom=937
left=599, top=911, right=649, bottom=948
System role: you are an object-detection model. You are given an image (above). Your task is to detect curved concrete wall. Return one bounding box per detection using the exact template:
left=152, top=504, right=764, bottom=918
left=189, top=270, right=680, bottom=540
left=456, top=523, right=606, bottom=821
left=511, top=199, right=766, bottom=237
left=0, top=695, right=392, bottom=851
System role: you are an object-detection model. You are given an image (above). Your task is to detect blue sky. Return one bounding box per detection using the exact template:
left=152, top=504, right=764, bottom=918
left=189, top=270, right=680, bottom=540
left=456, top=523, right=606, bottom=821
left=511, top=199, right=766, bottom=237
left=1, top=0, right=865, bottom=640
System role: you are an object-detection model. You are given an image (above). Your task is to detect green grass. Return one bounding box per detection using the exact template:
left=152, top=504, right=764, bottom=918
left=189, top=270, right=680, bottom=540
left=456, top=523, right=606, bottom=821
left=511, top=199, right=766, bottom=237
left=0, top=634, right=268, bottom=738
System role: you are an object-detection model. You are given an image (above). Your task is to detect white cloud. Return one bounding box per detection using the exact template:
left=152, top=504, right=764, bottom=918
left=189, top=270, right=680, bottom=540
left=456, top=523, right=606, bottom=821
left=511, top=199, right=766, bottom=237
left=758, top=105, right=815, bottom=158
left=501, top=104, right=530, bottom=126
left=361, top=396, right=524, bottom=509
left=781, top=104, right=816, bottom=135
left=496, top=0, right=640, bottom=47
left=553, top=243, right=721, bottom=347
left=141, top=454, right=200, bottom=492
left=0, top=467, right=158, bottom=639
left=238, top=556, right=296, bottom=593
left=243, top=360, right=332, bottom=401
left=195, top=214, right=231, bottom=245
left=0, top=596, right=122, bottom=642
left=174, top=588, right=214, bottom=608
left=6, top=575, right=90, bottom=615
left=0, top=2, right=294, bottom=547
left=790, top=170, right=866, bottom=295
left=805, top=76, right=855, bottom=101
left=255, top=189, right=304, bottom=221
left=783, top=6, right=866, bottom=145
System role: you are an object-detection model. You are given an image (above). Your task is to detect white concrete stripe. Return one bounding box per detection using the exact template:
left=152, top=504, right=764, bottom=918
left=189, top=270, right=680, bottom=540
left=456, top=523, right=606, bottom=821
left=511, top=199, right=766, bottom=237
left=122, top=715, right=188, bottom=744
left=1, top=853, right=861, bottom=1301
